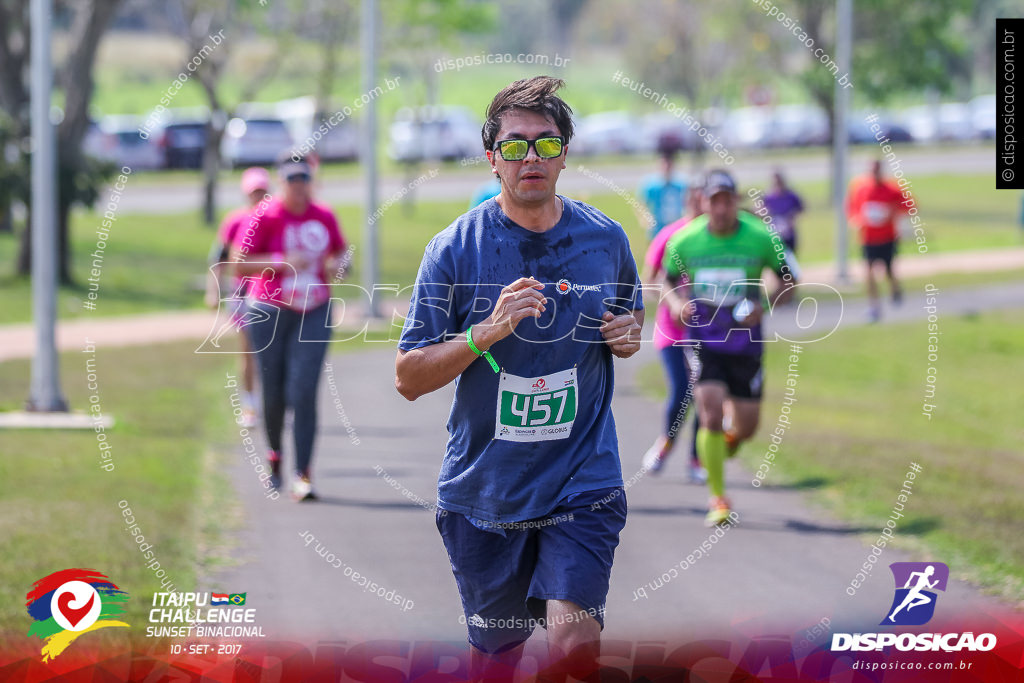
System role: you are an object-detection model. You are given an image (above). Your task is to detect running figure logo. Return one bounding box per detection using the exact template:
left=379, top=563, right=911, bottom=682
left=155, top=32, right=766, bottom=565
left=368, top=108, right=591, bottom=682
left=882, top=562, right=949, bottom=626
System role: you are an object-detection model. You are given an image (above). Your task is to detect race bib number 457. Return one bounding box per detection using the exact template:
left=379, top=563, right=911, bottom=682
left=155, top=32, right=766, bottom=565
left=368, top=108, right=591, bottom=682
left=495, top=368, right=578, bottom=442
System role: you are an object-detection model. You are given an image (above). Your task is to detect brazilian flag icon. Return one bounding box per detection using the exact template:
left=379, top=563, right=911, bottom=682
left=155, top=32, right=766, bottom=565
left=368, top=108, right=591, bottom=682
left=228, top=593, right=246, bottom=606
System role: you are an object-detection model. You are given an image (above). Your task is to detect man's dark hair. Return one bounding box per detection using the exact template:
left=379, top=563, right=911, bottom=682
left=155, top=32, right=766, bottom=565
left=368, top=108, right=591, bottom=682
left=656, top=132, right=683, bottom=160
left=482, top=76, right=574, bottom=152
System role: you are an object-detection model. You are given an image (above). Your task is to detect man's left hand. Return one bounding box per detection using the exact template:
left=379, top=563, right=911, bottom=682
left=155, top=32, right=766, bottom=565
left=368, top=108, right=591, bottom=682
left=601, top=311, right=642, bottom=358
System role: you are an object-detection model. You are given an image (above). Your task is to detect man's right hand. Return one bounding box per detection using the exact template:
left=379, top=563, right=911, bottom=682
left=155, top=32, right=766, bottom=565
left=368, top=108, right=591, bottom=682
left=473, top=277, right=546, bottom=349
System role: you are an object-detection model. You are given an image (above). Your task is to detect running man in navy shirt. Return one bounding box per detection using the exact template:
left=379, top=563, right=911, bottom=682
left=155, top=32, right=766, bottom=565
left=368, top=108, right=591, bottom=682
left=395, top=76, right=643, bottom=678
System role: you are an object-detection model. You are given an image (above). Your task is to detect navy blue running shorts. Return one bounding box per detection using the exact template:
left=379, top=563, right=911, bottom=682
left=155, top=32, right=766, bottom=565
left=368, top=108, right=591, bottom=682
left=436, top=486, right=627, bottom=654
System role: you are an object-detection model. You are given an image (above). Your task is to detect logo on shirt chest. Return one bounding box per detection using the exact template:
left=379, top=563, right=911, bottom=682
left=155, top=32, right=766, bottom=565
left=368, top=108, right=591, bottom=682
left=284, top=220, right=329, bottom=252
left=556, top=278, right=602, bottom=295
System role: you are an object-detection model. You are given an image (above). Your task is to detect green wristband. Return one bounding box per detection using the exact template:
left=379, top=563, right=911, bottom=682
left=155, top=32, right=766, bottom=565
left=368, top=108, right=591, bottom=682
left=466, top=326, right=500, bottom=374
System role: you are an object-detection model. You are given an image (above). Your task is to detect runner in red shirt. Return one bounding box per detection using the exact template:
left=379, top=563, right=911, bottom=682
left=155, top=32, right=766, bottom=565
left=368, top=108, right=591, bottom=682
left=846, top=160, right=910, bottom=321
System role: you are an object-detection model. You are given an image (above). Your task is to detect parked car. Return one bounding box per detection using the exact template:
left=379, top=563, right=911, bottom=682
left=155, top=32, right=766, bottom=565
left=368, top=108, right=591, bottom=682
left=638, top=112, right=699, bottom=153
left=970, top=94, right=996, bottom=139
left=221, top=117, right=294, bottom=168
left=720, top=107, right=774, bottom=149
left=275, top=96, right=360, bottom=162
left=901, top=103, right=975, bottom=143
left=82, top=120, right=116, bottom=163
left=771, top=104, right=829, bottom=147
left=95, top=116, right=162, bottom=170
left=157, top=119, right=208, bottom=169
left=848, top=110, right=913, bottom=144
left=572, top=111, right=644, bottom=156
left=388, top=106, right=480, bottom=163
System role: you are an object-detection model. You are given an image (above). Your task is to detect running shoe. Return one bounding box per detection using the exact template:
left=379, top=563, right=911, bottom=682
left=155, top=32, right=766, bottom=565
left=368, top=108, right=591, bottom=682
left=240, top=407, right=258, bottom=429
left=688, top=462, right=708, bottom=484
left=705, top=496, right=733, bottom=527
left=291, top=473, right=317, bottom=502
left=267, top=450, right=282, bottom=490
left=867, top=306, right=882, bottom=323
left=642, top=441, right=670, bottom=475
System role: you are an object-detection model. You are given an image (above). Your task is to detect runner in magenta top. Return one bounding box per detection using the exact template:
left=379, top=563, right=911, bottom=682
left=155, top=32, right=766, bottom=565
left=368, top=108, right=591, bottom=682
left=235, top=199, right=346, bottom=312
left=645, top=215, right=690, bottom=350
left=640, top=184, right=704, bottom=482
left=230, top=153, right=348, bottom=502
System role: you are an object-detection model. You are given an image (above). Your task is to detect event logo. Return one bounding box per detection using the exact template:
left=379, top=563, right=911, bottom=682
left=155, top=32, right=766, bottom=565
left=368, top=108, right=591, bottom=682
left=25, top=569, right=129, bottom=662
left=882, top=562, right=948, bottom=626
left=832, top=560, right=996, bottom=653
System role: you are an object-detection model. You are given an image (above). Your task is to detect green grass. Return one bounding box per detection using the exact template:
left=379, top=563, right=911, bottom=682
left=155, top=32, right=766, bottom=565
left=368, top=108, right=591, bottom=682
left=86, top=35, right=685, bottom=122
left=740, top=171, right=1024, bottom=265
left=637, top=308, right=1024, bottom=602
left=0, top=332, right=384, bottom=643
left=0, top=339, right=234, bottom=643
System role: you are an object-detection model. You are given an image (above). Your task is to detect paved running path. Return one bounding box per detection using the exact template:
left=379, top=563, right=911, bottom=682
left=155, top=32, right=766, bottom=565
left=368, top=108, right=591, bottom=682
left=2, top=246, right=1021, bottom=362
left=206, top=280, right=1020, bottom=646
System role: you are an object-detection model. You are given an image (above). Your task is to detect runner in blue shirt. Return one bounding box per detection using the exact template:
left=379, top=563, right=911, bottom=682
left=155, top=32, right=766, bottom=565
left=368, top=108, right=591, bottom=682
left=638, top=139, right=687, bottom=238
left=396, top=76, right=643, bottom=679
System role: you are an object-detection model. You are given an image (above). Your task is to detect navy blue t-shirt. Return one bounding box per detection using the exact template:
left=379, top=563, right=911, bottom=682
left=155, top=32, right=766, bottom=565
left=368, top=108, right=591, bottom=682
left=398, top=196, right=643, bottom=523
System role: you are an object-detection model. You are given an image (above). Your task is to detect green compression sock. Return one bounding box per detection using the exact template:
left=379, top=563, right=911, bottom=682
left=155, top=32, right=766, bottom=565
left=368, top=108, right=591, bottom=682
left=697, top=428, right=727, bottom=498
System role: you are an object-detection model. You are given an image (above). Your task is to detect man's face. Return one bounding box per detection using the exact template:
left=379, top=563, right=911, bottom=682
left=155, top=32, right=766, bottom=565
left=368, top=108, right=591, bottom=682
left=703, top=190, right=739, bottom=230
left=487, top=108, right=566, bottom=205
left=282, top=170, right=312, bottom=205
left=871, top=160, right=883, bottom=182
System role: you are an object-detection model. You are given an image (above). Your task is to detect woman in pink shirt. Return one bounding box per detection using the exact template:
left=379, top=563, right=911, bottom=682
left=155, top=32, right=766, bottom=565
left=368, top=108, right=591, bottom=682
left=230, top=153, right=348, bottom=501
left=641, top=185, right=705, bottom=483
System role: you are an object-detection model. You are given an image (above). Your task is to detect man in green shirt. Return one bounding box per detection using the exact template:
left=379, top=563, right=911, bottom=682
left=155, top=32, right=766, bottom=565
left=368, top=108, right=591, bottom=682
left=662, top=170, right=799, bottom=525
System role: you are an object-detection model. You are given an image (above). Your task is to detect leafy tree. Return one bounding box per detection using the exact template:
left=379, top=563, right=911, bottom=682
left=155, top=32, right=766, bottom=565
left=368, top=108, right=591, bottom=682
left=2, top=0, right=125, bottom=282
left=781, top=0, right=974, bottom=133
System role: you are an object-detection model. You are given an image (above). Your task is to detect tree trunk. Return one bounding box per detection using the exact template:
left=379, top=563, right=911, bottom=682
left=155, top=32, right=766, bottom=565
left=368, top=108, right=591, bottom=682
left=17, top=206, right=31, bottom=275
left=809, top=87, right=837, bottom=206
left=315, top=24, right=340, bottom=116
left=4, top=0, right=33, bottom=277
left=57, top=199, right=72, bottom=284
left=550, top=0, right=587, bottom=64
left=54, top=0, right=124, bottom=283
left=202, top=119, right=225, bottom=226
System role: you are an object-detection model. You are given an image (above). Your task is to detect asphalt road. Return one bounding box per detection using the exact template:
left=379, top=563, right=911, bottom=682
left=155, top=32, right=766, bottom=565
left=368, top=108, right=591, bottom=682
left=114, top=145, right=993, bottom=215
left=209, top=282, right=1019, bottom=648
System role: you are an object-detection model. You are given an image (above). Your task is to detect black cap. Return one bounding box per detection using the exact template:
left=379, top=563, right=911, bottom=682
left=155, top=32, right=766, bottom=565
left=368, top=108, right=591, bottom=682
left=702, top=169, right=737, bottom=196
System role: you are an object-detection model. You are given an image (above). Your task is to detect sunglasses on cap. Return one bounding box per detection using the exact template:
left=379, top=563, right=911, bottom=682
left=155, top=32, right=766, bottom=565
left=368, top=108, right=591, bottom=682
left=493, top=136, right=565, bottom=161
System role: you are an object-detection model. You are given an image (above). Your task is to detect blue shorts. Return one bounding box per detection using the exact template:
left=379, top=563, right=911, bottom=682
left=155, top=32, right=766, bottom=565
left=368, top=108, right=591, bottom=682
left=436, top=486, right=627, bottom=654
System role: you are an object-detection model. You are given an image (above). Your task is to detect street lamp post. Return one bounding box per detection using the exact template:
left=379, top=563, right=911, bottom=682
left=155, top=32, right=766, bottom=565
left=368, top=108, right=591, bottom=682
left=27, top=0, right=67, bottom=412
left=361, top=0, right=380, bottom=318
left=832, top=0, right=853, bottom=285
